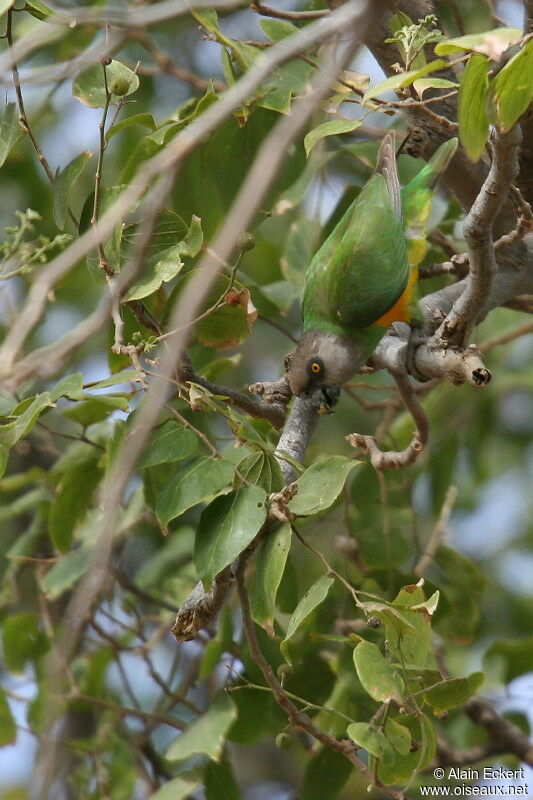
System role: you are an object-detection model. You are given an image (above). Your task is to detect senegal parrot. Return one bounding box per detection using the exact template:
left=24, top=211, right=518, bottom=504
left=287, top=131, right=457, bottom=399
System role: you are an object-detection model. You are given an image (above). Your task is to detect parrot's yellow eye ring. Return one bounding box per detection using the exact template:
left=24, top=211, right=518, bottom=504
left=308, top=359, right=323, bottom=376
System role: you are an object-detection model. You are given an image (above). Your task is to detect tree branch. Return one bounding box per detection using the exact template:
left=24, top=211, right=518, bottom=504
left=464, top=696, right=533, bottom=766
left=178, top=355, right=287, bottom=430
left=435, top=127, right=522, bottom=346
left=346, top=371, right=429, bottom=469
left=0, top=0, right=376, bottom=382
left=235, top=554, right=411, bottom=800
left=373, top=323, right=492, bottom=387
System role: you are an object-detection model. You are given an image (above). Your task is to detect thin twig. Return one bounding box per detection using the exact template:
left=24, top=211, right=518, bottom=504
left=414, top=485, right=458, bottom=577
left=235, top=555, right=410, bottom=800
left=6, top=9, right=55, bottom=184
left=435, top=127, right=522, bottom=346
left=480, top=320, right=533, bottom=352
left=347, top=372, right=429, bottom=470
left=251, top=1, right=329, bottom=21
left=133, top=32, right=226, bottom=92
left=92, top=62, right=114, bottom=276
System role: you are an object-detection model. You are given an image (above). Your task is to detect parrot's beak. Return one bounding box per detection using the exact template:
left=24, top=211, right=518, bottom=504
left=319, top=385, right=340, bottom=413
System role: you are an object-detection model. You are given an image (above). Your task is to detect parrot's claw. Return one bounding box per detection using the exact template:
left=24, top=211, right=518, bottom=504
left=406, top=327, right=429, bottom=383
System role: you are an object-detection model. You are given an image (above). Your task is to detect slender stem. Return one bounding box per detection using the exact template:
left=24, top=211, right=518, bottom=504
left=6, top=9, right=55, bottom=184
left=92, top=63, right=114, bottom=276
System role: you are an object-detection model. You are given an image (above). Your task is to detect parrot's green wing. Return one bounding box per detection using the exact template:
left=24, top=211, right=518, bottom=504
left=302, top=137, right=409, bottom=333
left=402, top=138, right=458, bottom=242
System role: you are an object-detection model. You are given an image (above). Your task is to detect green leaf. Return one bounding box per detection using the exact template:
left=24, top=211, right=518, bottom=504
left=0, top=1, right=15, bottom=14
left=40, top=546, right=93, bottom=599
left=235, top=451, right=283, bottom=493
left=73, top=60, right=139, bottom=108
left=139, top=420, right=198, bottom=468
left=24, top=0, right=53, bottom=20
left=360, top=600, right=416, bottom=634
left=363, top=59, right=447, bottom=100
left=195, top=280, right=257, bottom=349
left=353, top=641, right=405, bottom=703
left=435, top=27, right=521, bottom=59
left=492, top=39, right=533, bottom=132
left=0, top=392, right=54, bottom=448
left=300, top=747, right=352, bottom=800
left=205, top=758, right=242, bottom=800
left=424, top=672, right=484, bottom=713
left=2, top=612, right=47, bottom=673
left=384, top=718, right=411, bottom=755
left=377, top=713, right=436, bottom=784
left=288, top=456, right=359, bottom=516
left=249, top=523, right=291, bottom=630
left=105, top=112, right=157, bottom=141
left=0, top=487, right=46, bottom=523
left=258, top=86, right=292, bottom=115
left=194, top=485, right=267, bottom=585
left=484, top=637, right=533, bottom=683
left=155, top=457, right=235, bottom=527
left=166, top=692, right=237, bottom=761
left=0, top=102, right=20, bottom=168
left=62, top=394, right=129, bottom=426
left=385, top=584, right=435, bottom=668
left=458, top=53, right=490, bottom=162
left=304, top=119, right=362, bottom=157
left=48, top=460, right=102, bottom=552
left=149, top=777, right=201, bottom=800
left=0, top=688, right=16, bottom=746
left=281, top=575, right=334, bottom=662
left=347, top=721, right=394, bottom=761
left=192, top=8, right=258, bottom=71
left=260, top=19, right=299, bottom=42
left=412, top=77, right=458, bottom=97
left=87, top=368, right=138, bottom=390
left=53, top=150, right=92, bottom=229
left=49, top=372, right=84, bottom=402
left=124, top=215, right=202, bottom=301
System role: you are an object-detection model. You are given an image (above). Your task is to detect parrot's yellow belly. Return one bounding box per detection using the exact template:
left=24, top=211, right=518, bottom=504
left=375, top=267, right=418, bottom=327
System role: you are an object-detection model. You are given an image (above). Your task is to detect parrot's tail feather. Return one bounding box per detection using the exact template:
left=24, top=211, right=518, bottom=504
left=375, top=131, right=402, bottom=221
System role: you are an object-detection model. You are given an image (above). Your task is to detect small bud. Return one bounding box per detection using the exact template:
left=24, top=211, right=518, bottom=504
left=275, top=733, right=292, bottom=749
left=237, top=231, right=256, bottom=252
left=101, top=55, right=112, bottom=66
left=225, top=290, right=241, bottom=306
left=109, top=77, right=131, bottom=97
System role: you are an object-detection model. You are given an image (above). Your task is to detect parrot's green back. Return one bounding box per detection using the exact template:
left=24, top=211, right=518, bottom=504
left=300, top=135, right=457, bottom=354
left=302, top=160, right=409, bottom=340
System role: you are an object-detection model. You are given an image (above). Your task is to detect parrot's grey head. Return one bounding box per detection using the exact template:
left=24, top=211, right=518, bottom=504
left=287, top=329, right=365, bottom=400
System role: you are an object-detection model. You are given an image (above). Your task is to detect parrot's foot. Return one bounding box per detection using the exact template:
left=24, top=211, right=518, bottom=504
left=405, top=327, right=430, bottom=383
left=249, top=375, right=292, bottom=409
